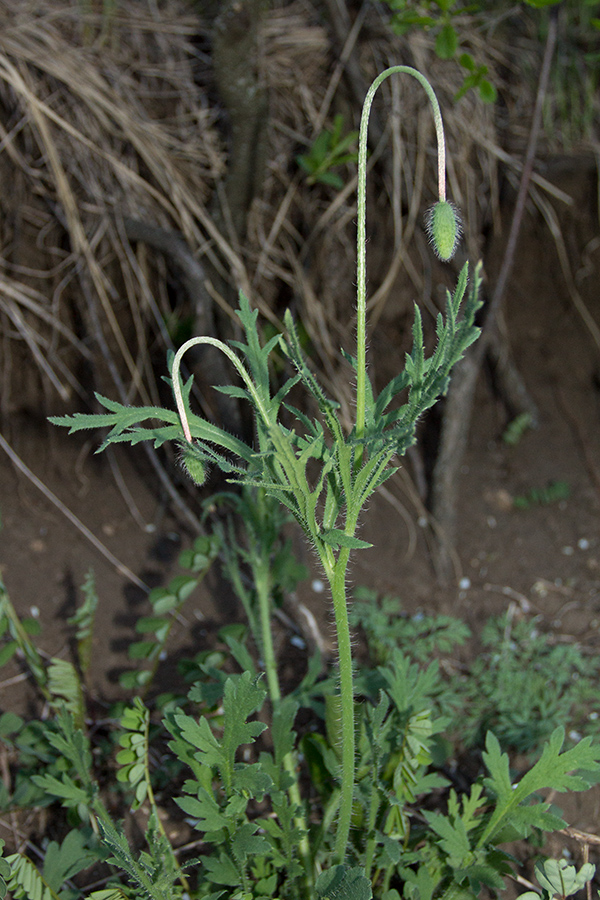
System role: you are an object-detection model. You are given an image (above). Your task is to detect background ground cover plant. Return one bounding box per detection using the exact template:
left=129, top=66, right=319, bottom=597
left=2, top=525, right=600, bottom=900
left=350, top=588, right=600, bottom=755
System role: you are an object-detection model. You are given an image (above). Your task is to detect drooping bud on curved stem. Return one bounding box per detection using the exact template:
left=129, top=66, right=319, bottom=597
left=355, top=66, right=459, bottom=452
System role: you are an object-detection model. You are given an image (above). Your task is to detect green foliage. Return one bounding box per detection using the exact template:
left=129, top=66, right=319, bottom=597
left=517, top=858, right=596, bottom=900
left=383, top=0, right=598, bottom=115
left=350, top=587, right=470, bottom=665
left=502, top=412, right=533, bottom=446
left=459, top=613, right=598, bottom=752
left=0, top=577, right=49, bottom=696
left=48, top=658, right=86, bottom=730
left=2, top=524, right=600, bottom=899
left=67, top=569, right=98, bottom=677
left=6, top=853, right=61, bottom=900
left=31, top=707, right=97, bottom=816
left=1, top=447, right=595, bottom=900
left=481, top=726, right=600, bottom=842
left=381, top=1, right=497, bottom=103
left=209, top=484, right=307, bottom=646
left=50, top=268, right=482, bottom=575
left=0, top=841, right=10, bottom=900
left=120, top=533, right=219, bottom=691
left=354, top=589, right=600, bottom=757
left=512, top=480, right=570, bottom=509
left=315, top=865, right=373, bottom=900
left=296, top=114, right=359, bottom=189
left=6, top=830, right=103, bottom=900
left=116, top=698, right=152, bottom=809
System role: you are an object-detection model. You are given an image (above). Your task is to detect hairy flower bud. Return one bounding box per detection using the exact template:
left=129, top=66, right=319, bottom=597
left=425, top=200, right=462, bottom=261
left=179, top=442, right=206, bottom=486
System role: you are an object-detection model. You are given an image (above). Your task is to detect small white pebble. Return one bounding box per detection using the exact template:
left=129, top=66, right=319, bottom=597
left=312, top=579, right=325, bottom=593
left=417, top=516, right=428, bottom=528
left=290, top=635, right=306, bottom=650
left=30, top=606, right=40, bottom=618
left=589, top=712, right=598, bottom=721
left=159, top=650, right=167, bottom=661
left=569, top=730, right=582, bottom=742
left=459, top=577, right=471, bottom=590
left=561, top=546, right=574, bottom=556
left=487, top=516, right=497, bottom=528
left=578, top=538, right=590, bottom=550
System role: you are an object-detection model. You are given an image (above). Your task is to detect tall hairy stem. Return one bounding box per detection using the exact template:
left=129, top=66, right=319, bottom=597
left=355, top=65, right=447, bottom=450
left=322, top=548, right=355, bottom=863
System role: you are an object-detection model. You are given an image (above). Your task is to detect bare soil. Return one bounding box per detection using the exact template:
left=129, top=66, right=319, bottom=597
left=1, top=156, right=599, bottom=850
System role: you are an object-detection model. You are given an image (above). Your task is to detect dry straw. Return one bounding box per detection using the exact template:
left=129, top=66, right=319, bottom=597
left=3, top=0, right=591, bottom=539
left=0, top=0, right=502, bottom=426
left=0, top=0, right=227, bottom=418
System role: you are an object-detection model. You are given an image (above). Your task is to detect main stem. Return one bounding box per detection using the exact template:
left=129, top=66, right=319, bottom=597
left=323, top=547, right=354, bottom=863
left=355, top=66, right=447, bottom=450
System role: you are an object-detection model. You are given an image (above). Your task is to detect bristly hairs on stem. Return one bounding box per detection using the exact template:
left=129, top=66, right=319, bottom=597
left=171, top=335, right=270, bottom=444
left=355, top=66, right=460, bottom=452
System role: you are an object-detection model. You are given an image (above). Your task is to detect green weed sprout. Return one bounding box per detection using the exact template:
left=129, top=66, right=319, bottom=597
left=50, top=66, right=482, bottom=864
left=517, top=858, right=596, bottom=900
left=296, top=113, right=359, bottom=189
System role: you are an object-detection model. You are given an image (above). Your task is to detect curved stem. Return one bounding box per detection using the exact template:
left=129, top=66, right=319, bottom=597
left=355, top=66, right=447, bottom=450
left=170, top=336, right=307, bottom=509
left=170, top=336, right=271, bottom=442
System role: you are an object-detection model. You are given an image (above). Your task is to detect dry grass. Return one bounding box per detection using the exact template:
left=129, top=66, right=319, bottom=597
left=0, top=0, right=594, bottom=533
left=0, top=0, right=227, bottom=416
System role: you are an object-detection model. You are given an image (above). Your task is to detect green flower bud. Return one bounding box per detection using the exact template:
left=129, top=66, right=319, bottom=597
left=425, top=200, right=462, bottom=261
left=179, top=442, right=207, bottom=486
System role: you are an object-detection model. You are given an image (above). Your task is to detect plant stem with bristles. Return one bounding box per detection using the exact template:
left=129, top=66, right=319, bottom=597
left=355, top=66, right=448, bottom=452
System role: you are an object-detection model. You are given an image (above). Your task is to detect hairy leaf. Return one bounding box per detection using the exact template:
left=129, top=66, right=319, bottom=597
left=42, top=830, right=98, bottom=890
left=478, top=727, right=600, bottom=846
left=315, top=864, right=373, bottom=900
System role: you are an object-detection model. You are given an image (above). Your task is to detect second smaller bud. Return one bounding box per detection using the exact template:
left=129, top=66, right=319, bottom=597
left=179, top=442, right=207, bottom=486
